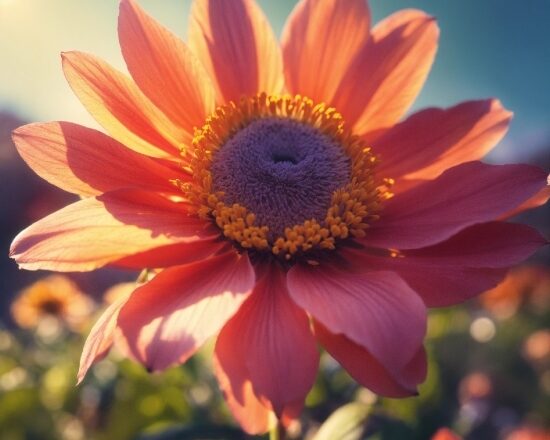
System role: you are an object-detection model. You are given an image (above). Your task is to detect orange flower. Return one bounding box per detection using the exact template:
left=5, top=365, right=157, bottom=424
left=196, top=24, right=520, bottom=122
left=505, top=427, right=550, bottom=440
left=11, top=275, right=94, bottom=331
left=431, top=428, right=462, bottom=440
left=523, top=330, right=550, bottom=364
left=480, top=266, right=550, bottom=318
left=103, top=282, right=139, bottom=305
left=9, top=0, right=549, bottom=433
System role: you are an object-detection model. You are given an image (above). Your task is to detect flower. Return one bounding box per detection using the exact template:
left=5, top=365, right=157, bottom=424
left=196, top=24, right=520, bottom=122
left=9, top=0, right=549, bottom=433
left=523, top=330, right=550, bottom=365
left=431, top=428, right=462, bottom=440
left=505, top=426, right=550, bottom=440
left=11, top=275, right=94, bottom=331
left=480, top=265, right=550, bottom=318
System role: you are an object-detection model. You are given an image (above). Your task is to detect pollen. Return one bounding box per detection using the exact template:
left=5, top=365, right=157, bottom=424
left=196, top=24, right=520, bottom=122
left=176, top=93, right=392, bottom=260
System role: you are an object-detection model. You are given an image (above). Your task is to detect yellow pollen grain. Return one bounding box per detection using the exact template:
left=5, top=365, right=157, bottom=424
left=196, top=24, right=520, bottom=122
left=177, top=93, right=393, bottom=259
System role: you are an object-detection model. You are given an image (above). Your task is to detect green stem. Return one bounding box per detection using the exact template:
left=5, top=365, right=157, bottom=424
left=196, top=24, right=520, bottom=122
left=269, top=420, right=286, bottom=440
left=136, top=268, right=151, bottom=283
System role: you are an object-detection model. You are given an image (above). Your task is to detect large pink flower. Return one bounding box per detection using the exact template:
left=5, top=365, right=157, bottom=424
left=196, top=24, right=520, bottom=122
left=10, top=0, right=549, bottom=433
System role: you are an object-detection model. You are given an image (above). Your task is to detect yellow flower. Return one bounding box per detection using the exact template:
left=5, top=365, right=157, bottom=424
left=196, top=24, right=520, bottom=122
left=11, top=275, right=94, bottom=331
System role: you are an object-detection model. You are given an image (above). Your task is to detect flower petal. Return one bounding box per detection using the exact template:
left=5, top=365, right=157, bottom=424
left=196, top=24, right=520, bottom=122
left=12, top=122, right=179, bottom=196
left=117, top=252, right=255, bottom=372
left=333, top=10, right=439, bottom=140
left=118, top=0, right=216, bottom=132
left=213, top=355, right=272, bottom=434
left=401, top=222, right=546, bottom=267
left=347, top=222, right=546, bottom=307
left=287, top=265, right=426, bottom=372
left=214, top=265, right=318, bottom=422
left=62, top=51, right=186, bottom=158
left=500, top=184, right=550, bottom=219
left=314, top=320, right=427, bottom=397
left=113, top=239, right=226, bottom=269
left=281, top=0, right=370, bottom=105
left=188, top=0, right=283, bottom=103
left=375, top=100, right=512, bottom=187
left=78, top=287, right=133, bottom=384
left=397, top=267, right=507, bottom=308
left=366, top=162, right=548, bottom=249
left=10, top=189, right=216, bottom=272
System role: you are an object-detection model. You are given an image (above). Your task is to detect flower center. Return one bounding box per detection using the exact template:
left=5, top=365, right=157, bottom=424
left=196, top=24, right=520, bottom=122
left=39, top=298, right=64, bottom=315
left=177, top=94, right=392, bottom=261
left=210, top=117, right=351, bottom=238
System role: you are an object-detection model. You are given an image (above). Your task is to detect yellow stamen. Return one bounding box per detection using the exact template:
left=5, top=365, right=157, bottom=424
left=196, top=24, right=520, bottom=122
left=177, top=93, right=392, bottom=259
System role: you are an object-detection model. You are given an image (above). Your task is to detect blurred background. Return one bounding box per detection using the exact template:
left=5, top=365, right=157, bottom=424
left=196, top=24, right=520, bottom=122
left=0, top=1, right=549, bottom=439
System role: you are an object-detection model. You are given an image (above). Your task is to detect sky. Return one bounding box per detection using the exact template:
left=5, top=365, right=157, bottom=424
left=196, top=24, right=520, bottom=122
left=1, top=0, right=549, bottom=162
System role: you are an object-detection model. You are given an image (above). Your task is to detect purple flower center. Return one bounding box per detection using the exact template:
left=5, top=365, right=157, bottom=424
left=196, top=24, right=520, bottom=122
left=211, top=117, right=351, bottom=237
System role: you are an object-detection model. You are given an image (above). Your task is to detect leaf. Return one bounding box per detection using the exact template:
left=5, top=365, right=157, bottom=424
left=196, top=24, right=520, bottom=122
left=313, top=402, right=372, bottom=440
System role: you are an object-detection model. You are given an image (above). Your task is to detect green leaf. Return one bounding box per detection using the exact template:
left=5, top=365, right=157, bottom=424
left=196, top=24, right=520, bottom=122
left=313, top=402, right=372, bottom=440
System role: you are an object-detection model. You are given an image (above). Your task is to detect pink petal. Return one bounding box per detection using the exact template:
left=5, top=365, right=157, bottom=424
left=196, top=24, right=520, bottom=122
left=402, top=222, right=546, bottom=267
left=113, top=239, right=226, bottom=269
left=188, top=0, right=283, bottom=103
left=118, top=0, right=216, bottom=132
left=332, top=9, right=439, bottom=140
left=366, top=162, right=548, bottom=249
left=12, top=122, right=179, bottom=197
left=397, top=267, right=508, bottom=308
left=375, top=99, right=512, bottom=189
left=117, top=252, right=255, bottom=371
left=281, top=0, right=370, bottom=105
left=314, top=320, right=426, bottom=397
left=287, top=265, right=426, bottom=372
left=346, top=221, right=546, bottom=307
left=10, top=189, right=216, bottom=271
left=78, top=287, right=133, bottom=384
left=500, top=184, right=550, bottom=219
left=62, top=51, right=186, bottom=158
left=214, top=265, right=318, bottom=422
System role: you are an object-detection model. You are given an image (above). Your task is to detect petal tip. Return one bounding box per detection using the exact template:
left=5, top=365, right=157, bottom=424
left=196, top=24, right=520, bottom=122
left=60, top=51, right=80, bottom=65
left=490, top=98, right=514, bottom=120
left=118, top=0, right=137, bottom=17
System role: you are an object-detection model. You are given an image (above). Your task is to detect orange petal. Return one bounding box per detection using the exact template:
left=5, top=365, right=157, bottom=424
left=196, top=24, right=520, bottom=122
left=333, top=10, right=439, bottom=140
left=281, top=0, right=370, bottom=104
left=375, top=99, right=512, bottom=190
left=10, top=189, right=216, bottom=272
left=12, top=122, right=179, bottom=197
left=62, top=51, right=187, bottom=158
left=118, top=0, right=215, bottom=132
left=188, top=0, right=283, bottom=103
left=78, top=288, right=132, bottom=384
left=113, top=239, right=226, bottom=269
left=213, top=354, right=273, bottom=434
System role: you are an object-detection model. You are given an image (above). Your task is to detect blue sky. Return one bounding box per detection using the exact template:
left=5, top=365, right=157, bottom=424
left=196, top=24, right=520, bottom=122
left=1, top=0, right=549, bottom=162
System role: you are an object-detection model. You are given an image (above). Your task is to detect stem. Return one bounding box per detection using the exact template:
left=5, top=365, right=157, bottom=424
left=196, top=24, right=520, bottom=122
left=136, top=268, right=151, bottom=283
left=269, top=420, right=286, bottom=440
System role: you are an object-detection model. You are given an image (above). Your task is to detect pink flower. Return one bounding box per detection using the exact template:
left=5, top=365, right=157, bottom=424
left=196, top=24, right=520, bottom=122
left=10, top=0, right=549, bottom=433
